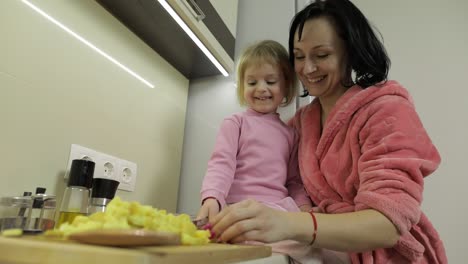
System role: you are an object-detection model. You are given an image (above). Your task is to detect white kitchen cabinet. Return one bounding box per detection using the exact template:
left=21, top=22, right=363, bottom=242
left=97, top=0, right=238, bottom=79
left=209, top=0, right=238, bottom=37
left=166, top=0, right=238, bottom=76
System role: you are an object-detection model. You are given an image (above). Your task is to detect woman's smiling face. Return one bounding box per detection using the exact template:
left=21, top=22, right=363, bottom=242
left=293, top=17, right=348, bottom=102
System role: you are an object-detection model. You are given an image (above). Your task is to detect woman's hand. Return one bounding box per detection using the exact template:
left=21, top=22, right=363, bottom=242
left=210, top=200, right=399, bottom=251
left=299, top=204, right=314, bottom=212
left=196, top=198, right=220, bottom=222
left=210, top=199, right=291, bottom=244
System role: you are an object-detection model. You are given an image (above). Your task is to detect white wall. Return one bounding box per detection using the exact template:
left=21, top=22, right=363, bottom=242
left=1, top=0, right=189, bottom=212
left=179, top=0, right=468, bottom=262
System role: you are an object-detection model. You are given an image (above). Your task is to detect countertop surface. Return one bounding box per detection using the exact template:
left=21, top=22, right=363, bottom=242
left=233, top=253, right=290, bottom=264
left=0, top=235, right=272, bottom=264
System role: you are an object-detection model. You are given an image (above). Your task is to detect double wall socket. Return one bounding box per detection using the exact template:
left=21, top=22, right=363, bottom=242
left=64, top=144, right=137, bottom=192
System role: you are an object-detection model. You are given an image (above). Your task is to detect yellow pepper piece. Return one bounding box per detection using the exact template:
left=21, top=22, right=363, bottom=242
left=1, top=228, right=23, bottom=237
left=46, top=196, right=210, bottom=245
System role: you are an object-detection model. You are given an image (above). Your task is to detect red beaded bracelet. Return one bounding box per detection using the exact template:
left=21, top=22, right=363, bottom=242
left=309, top=211, right=318, bottom=245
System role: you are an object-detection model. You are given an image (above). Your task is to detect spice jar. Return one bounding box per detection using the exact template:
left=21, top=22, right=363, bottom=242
left=57, top=159, right=94, bottom=227
left=88, top=178, right=119, bottom=214
left=0, top=188, right=56, bottom=233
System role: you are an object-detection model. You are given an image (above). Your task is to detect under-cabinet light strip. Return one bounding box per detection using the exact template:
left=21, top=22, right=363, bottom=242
left=21, top=0, right=155, bottom=89
left=157, top=0, right=229, bottom=77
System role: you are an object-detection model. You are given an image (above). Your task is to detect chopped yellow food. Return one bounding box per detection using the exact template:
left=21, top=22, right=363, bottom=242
left=45, top=197, right=210, bottom=245
left=1, top=228, right=23, bottom=237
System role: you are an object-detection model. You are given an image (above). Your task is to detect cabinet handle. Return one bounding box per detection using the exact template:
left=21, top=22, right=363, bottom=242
left=182, top=0, right=206, bottom=21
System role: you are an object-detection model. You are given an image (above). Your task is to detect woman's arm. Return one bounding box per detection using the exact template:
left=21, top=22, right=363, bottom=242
left=289, top=209, right=399, bottom=252
left=211, top=200, right=399, bottom=252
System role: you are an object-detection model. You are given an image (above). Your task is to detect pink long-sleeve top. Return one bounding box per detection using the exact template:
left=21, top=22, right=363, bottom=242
left=289, top=81, right=447, bottom=263
left=201, top=108, right=312, bottom=212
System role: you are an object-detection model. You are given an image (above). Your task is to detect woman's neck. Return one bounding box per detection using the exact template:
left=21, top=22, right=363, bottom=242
left=318, top=85, right=348, bottom=129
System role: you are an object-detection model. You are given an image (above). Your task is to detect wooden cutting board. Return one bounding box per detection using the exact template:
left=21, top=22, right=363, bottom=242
left=0, top=235, right=272, bottom=264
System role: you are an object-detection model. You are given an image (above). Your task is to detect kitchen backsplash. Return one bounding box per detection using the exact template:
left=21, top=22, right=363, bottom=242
left=0, top=0, right=189, bottom=212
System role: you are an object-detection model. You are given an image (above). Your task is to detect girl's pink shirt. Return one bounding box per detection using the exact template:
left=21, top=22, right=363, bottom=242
left=201, top=108, right=311, bottom=212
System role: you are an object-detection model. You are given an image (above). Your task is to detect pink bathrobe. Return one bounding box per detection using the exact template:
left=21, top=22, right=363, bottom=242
left=289, top=81, right=447, bottom=263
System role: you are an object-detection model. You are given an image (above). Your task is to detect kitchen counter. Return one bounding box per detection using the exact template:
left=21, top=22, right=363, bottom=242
left=235, top=253, right=290, bottom=264
left=0, top=235, right=272, bottom=264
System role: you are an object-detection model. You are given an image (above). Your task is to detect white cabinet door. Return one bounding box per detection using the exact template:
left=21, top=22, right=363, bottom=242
left=209, top=0, right=238, bottom=37
left=167, top=0, right=236, bottom=75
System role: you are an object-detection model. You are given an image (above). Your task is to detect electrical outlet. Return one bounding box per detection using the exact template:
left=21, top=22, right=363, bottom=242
left=64, top=144, right=137, bottom=192
left=96, top=153, right=119, bottom=180
left=65, top=144, right=99, bottom=179
left=117, top=159, right=137, bottom=192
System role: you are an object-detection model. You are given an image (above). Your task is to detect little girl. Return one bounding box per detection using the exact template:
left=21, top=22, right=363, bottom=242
left=197, top=40, right=323, bottom=263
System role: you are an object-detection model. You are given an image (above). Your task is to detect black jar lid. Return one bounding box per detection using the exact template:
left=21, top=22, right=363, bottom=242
left=68, top=159, right=95, bottom=189
left=91, top=178, right=120, bottom=199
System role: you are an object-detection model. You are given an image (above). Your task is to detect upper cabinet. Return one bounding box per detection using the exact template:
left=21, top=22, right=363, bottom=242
left=208, top=0, right=238, bottom=38
left=97, top=0, right=238, bottom=79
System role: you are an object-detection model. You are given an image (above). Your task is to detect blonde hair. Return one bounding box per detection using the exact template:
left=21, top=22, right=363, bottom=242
left=236, top=40, right=296, bottom=106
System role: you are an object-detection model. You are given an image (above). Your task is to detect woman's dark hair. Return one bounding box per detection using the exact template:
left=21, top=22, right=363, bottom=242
left=289, top=0, right=390, bottom=94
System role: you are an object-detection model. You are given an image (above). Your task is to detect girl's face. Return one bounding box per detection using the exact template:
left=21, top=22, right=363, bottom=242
left=243, top=62, right=285, bottom=114
left=293, top=17, right=348, bottom=104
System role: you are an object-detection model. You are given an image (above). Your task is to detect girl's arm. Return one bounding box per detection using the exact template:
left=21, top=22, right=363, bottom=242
left=200, top=118, right=241, bottom=210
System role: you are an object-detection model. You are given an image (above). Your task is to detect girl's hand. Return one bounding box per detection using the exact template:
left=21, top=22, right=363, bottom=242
left=196, top=198, right=220, bottom=222
left=210, top=199, right=290, bottom=244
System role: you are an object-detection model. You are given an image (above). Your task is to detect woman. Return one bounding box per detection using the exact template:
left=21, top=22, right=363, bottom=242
left=209, top=0, right=447, bottom=263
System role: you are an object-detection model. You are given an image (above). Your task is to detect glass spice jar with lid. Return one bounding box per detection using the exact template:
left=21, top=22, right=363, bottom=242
left=0, top=188, right=56, bottom=233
